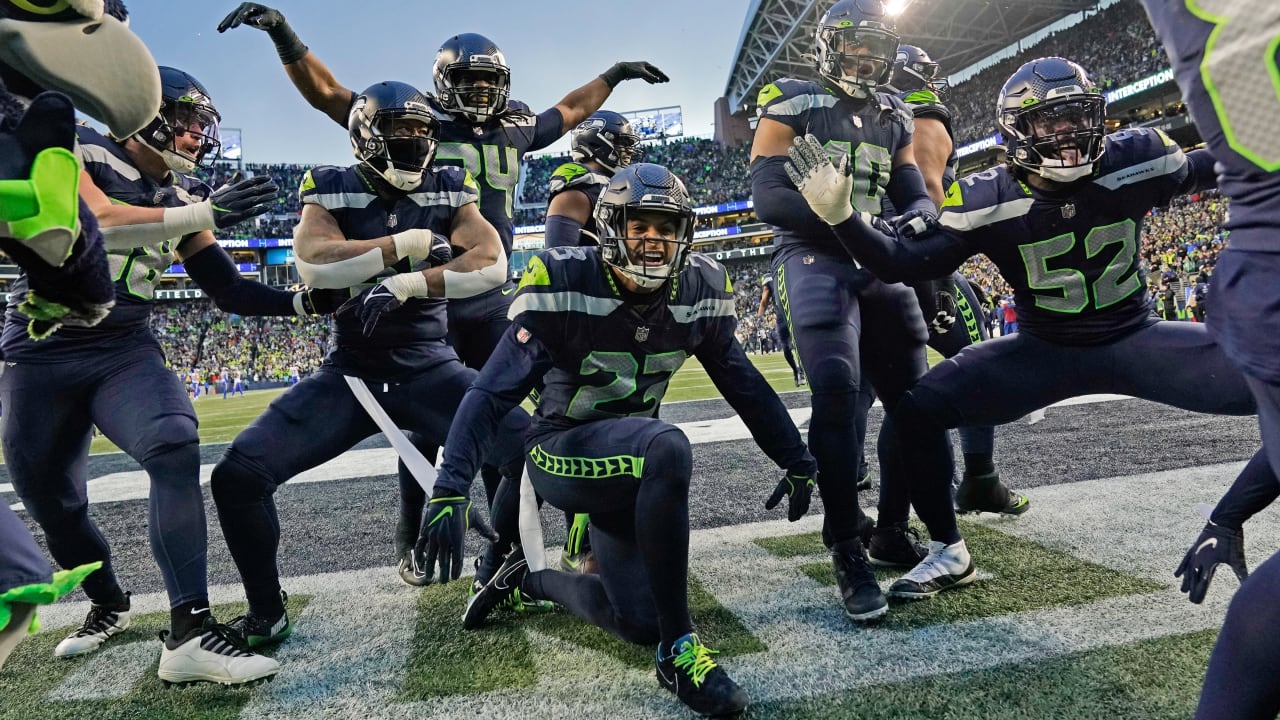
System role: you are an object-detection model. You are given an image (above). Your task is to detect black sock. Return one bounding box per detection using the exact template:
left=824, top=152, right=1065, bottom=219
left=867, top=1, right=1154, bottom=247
left=963, top=453, right=995, bottom=478
left=171, top=598, right=211, bottom=638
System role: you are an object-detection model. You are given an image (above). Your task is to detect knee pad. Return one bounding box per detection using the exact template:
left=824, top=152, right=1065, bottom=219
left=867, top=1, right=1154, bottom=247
left=642, top=428, right=692, bottom=487
left=210, top=448, right=278, bottom=507
left=139, top=440, right=201, bottom=491
left=135, top=415, right=199, bottom=465
left=805, top=352, right=857, bottom=393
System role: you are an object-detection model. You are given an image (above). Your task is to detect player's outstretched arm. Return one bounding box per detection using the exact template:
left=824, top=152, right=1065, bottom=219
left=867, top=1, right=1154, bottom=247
left=543, top=189, right=592, bottom=248
left=784, top=134, right=970, bottom=282
left=697, top=317, right=818, bottom=520
left=178, top=234, right=341, bottom=317
left=552, top=61, right=669, bottom=132
left=217, top=3, right=353, bottom=127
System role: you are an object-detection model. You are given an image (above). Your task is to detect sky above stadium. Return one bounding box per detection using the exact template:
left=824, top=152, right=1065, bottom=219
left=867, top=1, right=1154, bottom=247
left=126, top=0, right=753, bottom=166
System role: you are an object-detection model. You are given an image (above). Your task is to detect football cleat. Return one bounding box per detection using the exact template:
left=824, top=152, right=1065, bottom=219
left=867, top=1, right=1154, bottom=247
left=831, top=538, right=888, bottom=622
left=656, top=633, right=749, bottom=717
left=793, top=368, right=807, bottom=387
left=54, top=596, right=131, bottom=658
left=867, top=522, right=929, bottom=568
left=559, top=549, right=600, bottom=575
left=955, top=470, right=1029, bottom=515
left=888, top=539, right=976, bottom=599
left=463, top=546, right=531, bottom=630
left=158, top=617, right=280, bottom=685
left=226, top=591, right=292, bottom=648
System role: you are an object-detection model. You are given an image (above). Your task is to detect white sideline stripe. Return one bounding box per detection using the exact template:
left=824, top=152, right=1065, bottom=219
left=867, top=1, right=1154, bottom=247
left=34, top=460, right=1272, bottom=718
left=4, top=395, right=1132, bottom=510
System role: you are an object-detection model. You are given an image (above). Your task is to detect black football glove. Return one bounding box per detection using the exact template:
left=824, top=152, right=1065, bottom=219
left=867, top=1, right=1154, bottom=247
left=417, top=489, right=498, bottom=583
left=1175, top=521, right=1249, bottom=604
left=893, top=207, right=940, bottom=240
left=337, top=282, right=401, bottom=336
left=299, top=287, right=349, bottom=315
left=216, top=2, right=308, bottom=64
left=930, top=289, right=958, bottom=335
left=599, top=61, right=670, bottom=88
left=210, top=175, right=279, bottom=229
left=217, top=2, right=286, bottom=33
left=765, top=469, right=816, bottom=522
left=426, top=233, right=453, bottom=268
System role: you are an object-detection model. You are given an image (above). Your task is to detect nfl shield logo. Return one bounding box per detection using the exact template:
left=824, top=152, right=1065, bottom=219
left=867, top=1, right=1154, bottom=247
left=516, top=327, right=531, bottom=343
left=387, top=213, right=398, bottom=228
left=1061, top=203, right=1076, bottom=219
left=850, top=115, right=863, bottom=128
left=803, top=255, right=815, bottom=265
left=635, top=326, right=650, bottom=342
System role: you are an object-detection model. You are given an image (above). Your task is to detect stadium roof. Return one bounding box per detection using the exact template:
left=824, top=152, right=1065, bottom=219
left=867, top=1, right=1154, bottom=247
left=724, top=0, right=1099, bottom=112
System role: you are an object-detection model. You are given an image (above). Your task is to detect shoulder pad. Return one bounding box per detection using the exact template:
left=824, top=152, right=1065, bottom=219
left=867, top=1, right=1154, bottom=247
left=1093, top=128, right=1186, bottom=190
left=683, top=253, right=734, bottom=298
left=940, top=166, right=1031, bottom=232
left=506, top=99, right=533, bottom=115
left=756, top=78, right=831, bottom=116
left=297, top=165, right=349, bottom=197
left=549, top=162, right=594, bottom=195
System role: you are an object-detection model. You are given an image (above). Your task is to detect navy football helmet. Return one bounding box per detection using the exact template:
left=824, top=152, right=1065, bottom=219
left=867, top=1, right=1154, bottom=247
left=595, top=163, right=696, bottom=291
left=432, top=33, right=510, bottom=123
left=890, top=44, right=949, bottom=100
left=814, top=0, right=899, bottom=101
left=570, top=110, right=641, bottom=174
left=136, top=66, right=221, bottom=173
left=348, top=81, right=439, bottom=191
left=997, top=57, right=1106, bottom=183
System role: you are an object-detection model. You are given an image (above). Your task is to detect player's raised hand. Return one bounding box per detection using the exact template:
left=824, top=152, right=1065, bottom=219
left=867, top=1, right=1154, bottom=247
left=217, top=2, right=285, bottom=33
left=599, top=61, right=670, bottom=87
left=1175, top=521, right=1249, bottom=604
left=785, top=133, right=854, bottom=226
left=209, top=175, right=279, bottom=229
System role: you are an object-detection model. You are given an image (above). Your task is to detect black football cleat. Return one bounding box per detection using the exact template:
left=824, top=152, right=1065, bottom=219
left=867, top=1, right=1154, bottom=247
left=656, top=633, right=749, bottom=717
left=955, top=470, right=1030, bottom=515
left=831, top=538, right=888, bottom=622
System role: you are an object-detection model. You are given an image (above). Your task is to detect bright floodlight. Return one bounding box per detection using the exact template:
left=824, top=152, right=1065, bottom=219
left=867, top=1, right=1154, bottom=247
left=885, top=0, right=909, bottom=15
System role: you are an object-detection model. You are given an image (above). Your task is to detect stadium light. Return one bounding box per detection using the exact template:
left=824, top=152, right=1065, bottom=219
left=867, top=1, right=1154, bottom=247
left=885, top=0, right=910, bottom=16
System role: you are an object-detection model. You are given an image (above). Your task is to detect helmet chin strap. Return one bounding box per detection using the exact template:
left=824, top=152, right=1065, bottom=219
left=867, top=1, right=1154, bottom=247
left=378, top=167, right=424, bottom=191
left=135, top=136, right=195, bottom=174
left=1037, top=161, right=1095, bottom=183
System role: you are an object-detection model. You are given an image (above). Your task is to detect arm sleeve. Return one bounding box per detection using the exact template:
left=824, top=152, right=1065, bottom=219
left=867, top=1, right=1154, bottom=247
left=697, top=320, right=816, bottom=475
left=1179, top=149, right=1219, bottom=196
left=183, top=243, right=300, bottom=316
left=543, top=213, right=585, bottom=248
left=531, top=107, right=567, bottom=151
left=749, top=156, right=841, bottom=239
left=433, top=325, right=554, bottom=495
left=886, top=163, right=937, bottom=218
left=827, top=213, right=973, bottom=283
left=1208, top=450, right=1280, bottom=528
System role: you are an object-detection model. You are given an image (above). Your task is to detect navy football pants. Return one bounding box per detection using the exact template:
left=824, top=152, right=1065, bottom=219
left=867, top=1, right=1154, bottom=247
left=522, top=417, right=695, bottom=648
left=211, top=363, right=528, bottom=616
left=1, top=344, right=204, bottom=608
left=773, top=245, right=933, bottom=543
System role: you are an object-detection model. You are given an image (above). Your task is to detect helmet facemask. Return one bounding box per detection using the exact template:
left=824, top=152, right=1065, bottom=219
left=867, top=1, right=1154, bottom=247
left=356, top=109, right=439, bottom=191
left=600, top=206, right=694, bottom=291
left=1004, top=96, right=1105, bottom=183
left=816, top=24, right=898, bottom=101
left=571, top=114, right=643, bottom=174
left=894, top=50, right=950, bottom=101
left=139, top=96, right=221, bottom=173
left=441, top=61, right=509, bottom=123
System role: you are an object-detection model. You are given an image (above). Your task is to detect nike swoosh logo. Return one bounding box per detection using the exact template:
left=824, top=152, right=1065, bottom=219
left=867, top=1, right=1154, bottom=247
left=501, top=287, right=516, bottom=296
left=191, top=607, right=210, bottom=615
left=1196, top=538, right=1219, bottom=554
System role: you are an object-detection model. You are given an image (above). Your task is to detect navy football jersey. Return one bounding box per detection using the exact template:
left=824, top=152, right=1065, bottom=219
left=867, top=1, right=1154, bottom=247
left=509, top=247, right=738, bottom=431
left=756, top=78, right=915, bottom=248
left=939, top=128, right=1201, bottom=344
left=546, top=162, right=609, bottom=247
left=1, top=126, right=210, bottom=361
left=1140, top=0, right=1280, bottom=251
left=298, top=163, right=475, bottom=379
left=430, top=97, right=563, bottom=257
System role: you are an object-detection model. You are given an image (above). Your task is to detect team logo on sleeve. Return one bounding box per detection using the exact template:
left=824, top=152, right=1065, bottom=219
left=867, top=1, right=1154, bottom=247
left=634, top=326, right=650, bottom=342
left=516, top=327, right=531, bottom=343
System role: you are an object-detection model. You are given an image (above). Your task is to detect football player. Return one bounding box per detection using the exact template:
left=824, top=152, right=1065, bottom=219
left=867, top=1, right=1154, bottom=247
left=544, top=110, right=640, bottom=249
left=0, top=65, right=337, bottom=684
left=217, top=3, right=667, bottom=582
left=748, top=0, right=944, bottom=622
left=784, top=56, right=1267, bottom=603
left=0, top=0, right=159, bottom=668
left=757, top=271, right=805, bottom=387
left=878, top=44, right=1026, bottom=516
left=208, top=81, right=528, bottom=650
left=423, top=163, right=816, bottom=718
left=1139, top=2, right=1280, bottom=717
